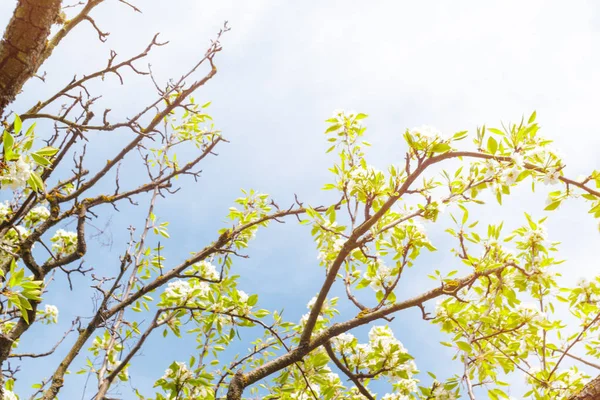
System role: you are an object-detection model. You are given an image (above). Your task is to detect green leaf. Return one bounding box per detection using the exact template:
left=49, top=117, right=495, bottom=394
left=158, top=229, right=170, bottom=238
left=544, top=200, right=561, bottom=211
left=23, top=138, right=33, bottom=152
left=36, top=146, right=59, bottom=157
left=312, top=351, right=330, bottom=367
left=431, top=143, right=451, bottom=154
left=456, top=341, right=472, bottom=353
left=20, top=306, right=30, bottom=324
left=487, top=136, right=498, bottom=155
left=490, top=388, right=509, bottom=399
left=528, top=110, right=537, bottom=124
left=356, top=279, right=370, bottom=290
left=31, top=153, right=50, bottom=166
left=254, top=309, right=270, bottom=318
left=452, top=131, right=468, bottom=141
left=13, top=114, right=22, bottom=134
left=247, top=294, right=258, bottom=306
left=461, top=206, right=469, bottom=225
left=325, top=124, right=341, bottom=134
left=3, top=130, right=14, bottom=156
left=25, top=122, right=36, bottom=137
left=28, top=172, right=44, bottom=192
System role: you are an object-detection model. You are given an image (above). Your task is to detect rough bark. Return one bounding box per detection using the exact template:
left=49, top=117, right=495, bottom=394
left=571, top=375, right=600, bottom=400
left=0, top=0, right=62, bottom=117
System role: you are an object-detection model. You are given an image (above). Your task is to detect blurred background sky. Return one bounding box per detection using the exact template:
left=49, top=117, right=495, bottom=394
left=1, top=1, right=600, bottom=398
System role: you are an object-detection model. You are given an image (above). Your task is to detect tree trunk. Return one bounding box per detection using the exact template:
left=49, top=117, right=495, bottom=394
left=571, top=375, right=600, bottom=400
left=0, top=0, right=62, bottom=117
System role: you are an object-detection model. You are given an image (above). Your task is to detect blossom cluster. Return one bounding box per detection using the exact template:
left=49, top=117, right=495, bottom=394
left=430, top=381, right=458, bottom=400
left=516, top=302, right=545, bottom=323
left=409, top=125, right=445, bottom=144
left=24, top=205, right=50, bottom=226
left=165, top=280, right=195, bottom=299
left=195, top=260, right=219, bottom=280
left=316, top=234, right=345, bottom=270
left=50, top=229, right=78, bottom=255
left=0, top=203, right=52, bottom=264
left=345, top=165, right=387, bottom=196
left=0, top=224, right=29, bottom=265
left=1, top=157, right=33, bottom=190
left=2, top=389, right=17, bottom=400
left=331, top=326, right=419, bottom=396
left=329, top=109, right=365, bottom=133
left=0, top=202, right=11, bottom=221
left=39, top=304, right=59, bottom=324
left=525, top=366, right=588, bottom=398
left=364, top=259, right=395, bottom=293
left=161, top=361, right=192, bottom=382
left=155, top=361, right=213, bottom=399
left=574, top=277, right=600, bottom=303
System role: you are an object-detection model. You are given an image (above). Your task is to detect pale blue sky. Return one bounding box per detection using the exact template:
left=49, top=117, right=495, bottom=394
left=1, top=1, right=600, bottom=398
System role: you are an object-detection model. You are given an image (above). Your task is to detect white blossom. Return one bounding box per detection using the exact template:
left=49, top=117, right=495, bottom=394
left=331, top=332, right=355, bottom=349
left=517, top=302, right=545, bottom=322
left=51, top=229, right=78, bottom=255
left=197, top=260, right=219, bottom=280
left=291, top=385, right=320, bottom=399
left=0, top=201, right=11, bottom=220
left=26, top=205, right=50, bottom=224
left=381, top=394, right=410, bottom=400
left=525, top=366, right=542, bottom=384
left=299, top=313, right=325, bottom=329
left=577, top=278, right=590, bottom=290
left=409, top=125, right=444, bottom=143
left=483, top=160, right=498, bottom=179
left=369, top=325, right=407, bottom=354
left=512, top=152, right=524, bottom=167
left=435, top=300, right=448, bottom=318
left=161, top=361, right=192, bottom=382
left=395, top=378, right=419, bottom=394
left=4, top=156, right=33, bottom=190
left=44, top=304, right=59, bottom=323
left=3, top=390, right=17, bottom=400
left=346, top=165, right=384, bottom=193
left=165, top=280, right=193, bottom=299
left=13, top=225, right=29, bottom=239
left=491, top=180, right=502, bottom=195
left=332, top=238, right=345, bottom=252
left=526, top=226, right=547, bottom=243
left=431, top=383, right=457, bottom=400
left=237, top=290, right=249, bottom=303
left=317, top=251, right=327, bottom=262
left=503, top=166, right=520, bottom=185
left=410, top=220, right=427, bottom=237
left=542, top=168, right=560, bottom=185
left=349, top=343, right=371, bottom=366
left=367, top=261, right=394, bottom=292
